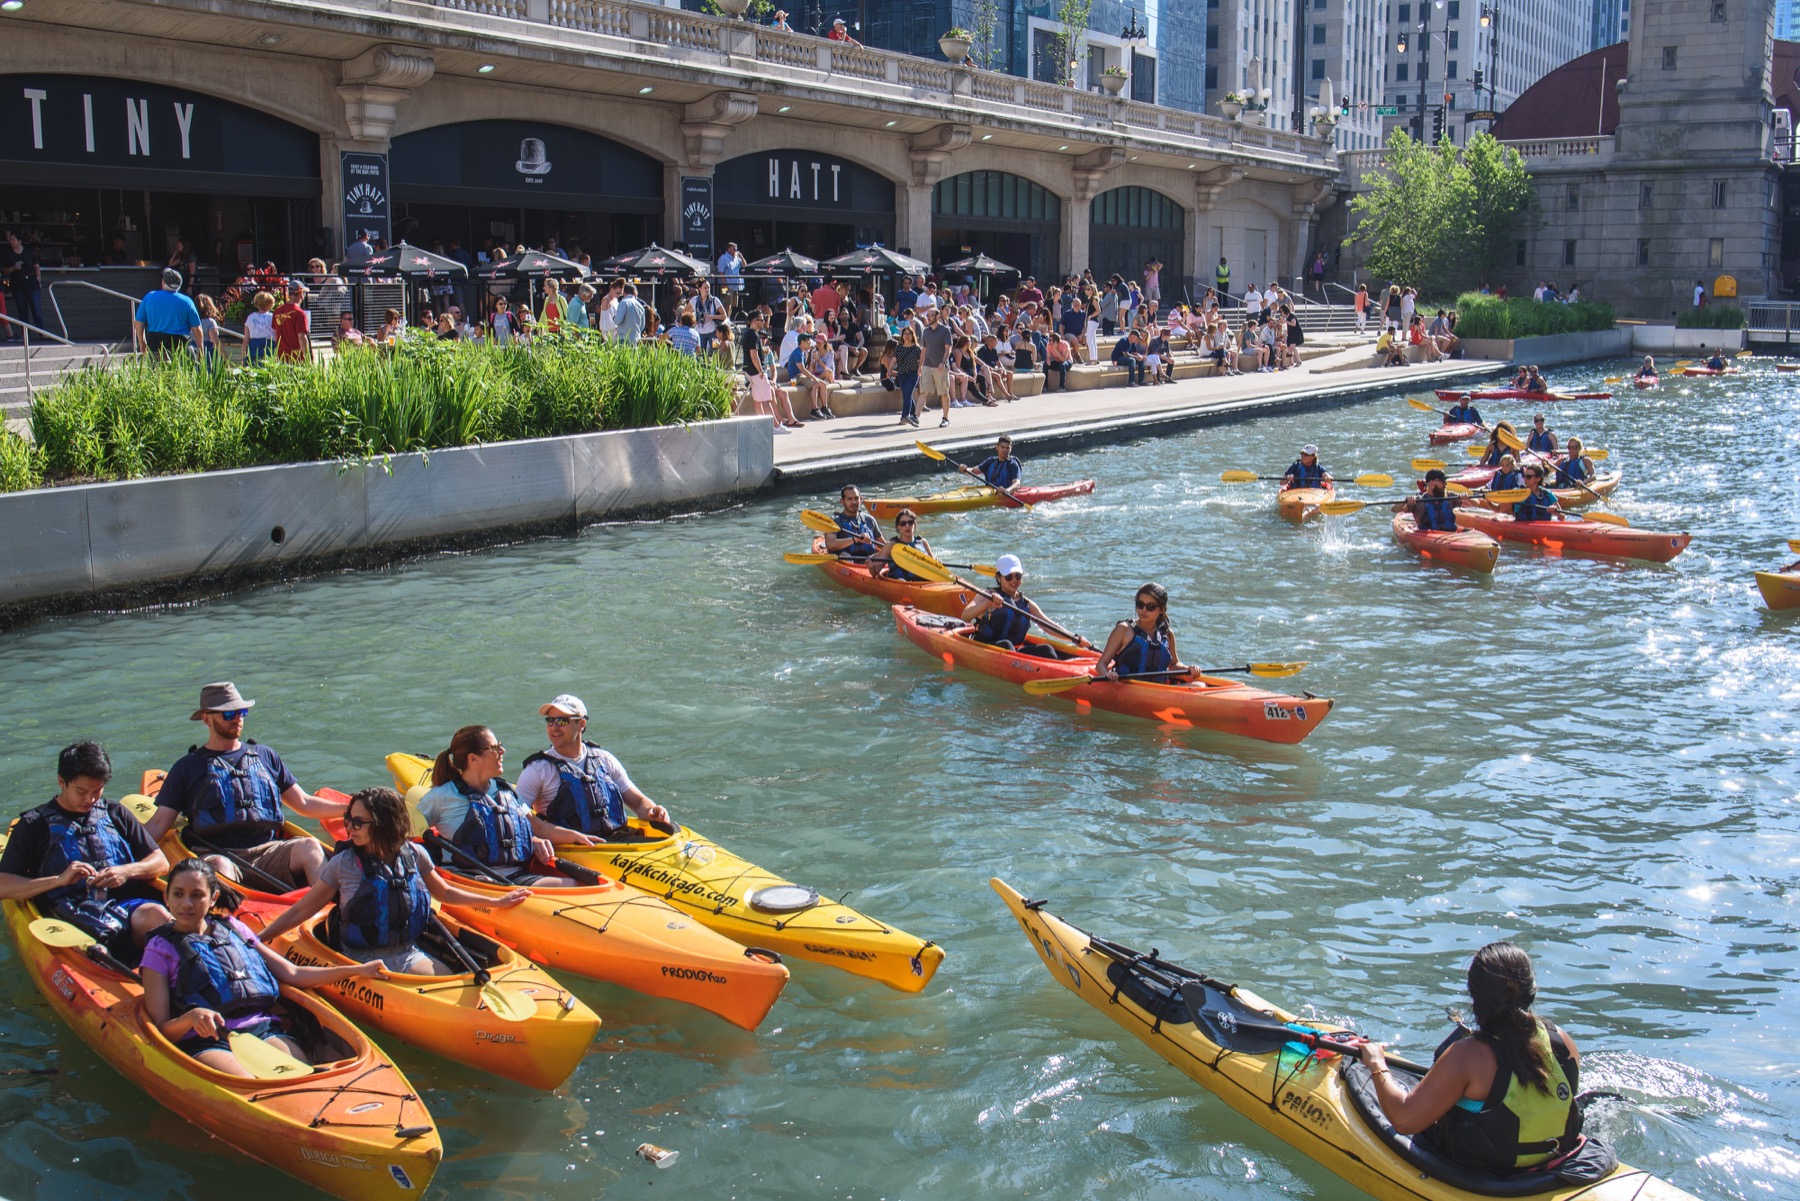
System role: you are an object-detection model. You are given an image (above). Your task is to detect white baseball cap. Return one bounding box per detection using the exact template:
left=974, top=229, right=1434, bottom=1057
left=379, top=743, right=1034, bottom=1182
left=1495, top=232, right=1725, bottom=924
left=538, top=694, right=588, bottom=718
left=995, top=554, right=1024, bottom=576
left=1300, top=444, right=1318, bottom=456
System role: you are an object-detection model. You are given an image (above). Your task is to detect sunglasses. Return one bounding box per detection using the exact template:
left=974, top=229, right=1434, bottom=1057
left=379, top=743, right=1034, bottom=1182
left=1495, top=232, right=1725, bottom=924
left=544, top=716, right=580, bottom=727
left=897, top=519, right=916, bottom=527
left=1001, top=572, right=1023, bottom=582
left=1135, top=599, right=1163, bottom=611
left=343, top=814, right=372, bottom=831
left=481, top=743, right=506, bottom=756
left=211, top=709, right=249, bottom=722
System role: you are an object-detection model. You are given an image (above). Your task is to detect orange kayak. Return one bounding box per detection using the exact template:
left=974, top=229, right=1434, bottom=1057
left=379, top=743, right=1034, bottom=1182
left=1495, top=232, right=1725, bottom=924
left=1757, top=570, right=1800, bottom=610
left=892, top=605, right=1332, bottom=744
left=1453, top=509, right=1691, bottom=563
left=1390, top=513, right=1499, bottom=573
left=1277, top=486, right=1332, bottom=523
left=1426, top=422, right=1482, bottom=445
left=2, top=895, right=440, bottom=1200
left=805, top=536, right=976, bottom=617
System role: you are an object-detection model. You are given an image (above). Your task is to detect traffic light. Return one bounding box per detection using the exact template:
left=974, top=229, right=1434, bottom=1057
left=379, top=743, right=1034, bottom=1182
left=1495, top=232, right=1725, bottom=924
left=1432, top=108, right=1444, bottom=139
left=1472, top=68, right=1484, bottom=91
left=1341, top=96, right=1351, bottom=115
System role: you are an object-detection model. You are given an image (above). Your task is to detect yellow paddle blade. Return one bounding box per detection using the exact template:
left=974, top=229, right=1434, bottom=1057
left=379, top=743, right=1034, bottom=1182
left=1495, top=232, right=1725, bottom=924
left=1584, top=511, right=1631, bottom=527
left=227, top=1031, right=313, bottom=1079
left=1318, top=500, right=1369, bottom=516
left=1219, top=470, right=1260, bottom=483
left=1496, top=427, right=1526, bottom=452
left=783, top=552, right=838, bottom=565
left=798, top=509, right=839, bottom=534
left=1737, top=349, right=1754, bottom=357
left=1445, top=482, right=1472, bottom=494
left=1484, top=488, right=1529, bottom=504
left=28, top=917, right=97, bottom=948
left=1352, top=473, right=1394, bottom=488
left=480, top=982, right=536, bottom=1023
left=1022, top=675, right=1096, bottom=695
left=1412, top=458, right=1449, bottom=472
left=1673, top=359, right=1693, bottom=368
left=119, top=793, right=157, bottom=823
left=1586, top=448, right=1609, bottom=461
left=1788, top=538, right=1800, bottom=554
left=1406, top=397, right=1440, bottom=413
left=891, top=542, right=953, bottom=583
left=1602, top=376, right=1625, bottom=384
left=1465, top=445, right=1487, bottom=458
left=1242, top=662, right=1309, bottom=678
left=914, top=439, right=949, bottom=462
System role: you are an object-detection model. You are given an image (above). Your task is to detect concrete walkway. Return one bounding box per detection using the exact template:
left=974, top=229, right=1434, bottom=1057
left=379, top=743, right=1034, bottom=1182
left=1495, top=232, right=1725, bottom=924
left=772, top=350, right=1506, bottom=483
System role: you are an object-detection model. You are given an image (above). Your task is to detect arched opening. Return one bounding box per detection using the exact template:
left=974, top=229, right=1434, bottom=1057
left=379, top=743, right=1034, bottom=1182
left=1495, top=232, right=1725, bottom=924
left=1089, top=186, right=1187, bottom=302
left=931, top=171, right=1061, bottom=284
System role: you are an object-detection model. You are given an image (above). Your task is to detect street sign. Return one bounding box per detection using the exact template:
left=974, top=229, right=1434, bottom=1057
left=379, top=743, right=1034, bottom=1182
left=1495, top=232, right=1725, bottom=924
left=1468, top=109, right=1499, bottom=121
left=1375, top=105, right=1400, bottom=116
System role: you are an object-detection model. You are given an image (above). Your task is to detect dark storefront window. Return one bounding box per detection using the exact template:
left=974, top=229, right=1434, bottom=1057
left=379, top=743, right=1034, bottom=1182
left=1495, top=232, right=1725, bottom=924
left=932, top=171, right=1062, bottom=283
left=712, top=150, right=896, bottom=286
left=1090, top=186, right=1186, bottom=299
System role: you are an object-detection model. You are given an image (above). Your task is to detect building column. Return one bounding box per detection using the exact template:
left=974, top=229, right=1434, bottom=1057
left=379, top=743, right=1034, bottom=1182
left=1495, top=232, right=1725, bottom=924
left=1067, top=147, right=1125, bottom=274
left=1192, top=165, right=1245, bottom=286
left=1286, top=178, right=1335, bottom=291
left=668, top=92, right=758, bottom=251
left=897, top=184, right=932, bottom=258
left=907, top=123, right=971, bottom=261
left=334, top=45, right=435, bottom=256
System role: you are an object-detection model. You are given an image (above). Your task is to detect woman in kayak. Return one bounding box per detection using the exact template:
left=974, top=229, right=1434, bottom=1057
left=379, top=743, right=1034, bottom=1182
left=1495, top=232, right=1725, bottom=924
left=1524, top=365, right=1548, bottom=392
left=1511, top=465, right=1564, bottom=522
left=1445, top=398, right=1483, bottom=427
left=1524, top=415, right=1557, bottom=456
left=868, top=508, right=934, bottom=582
left=1508, top=367, right=1530, bottom=389
left=1092, top=583, right=1198, bottom=683
left=142, top=857, right=386, bottom=1078
left=1488, top=453, right=1524, bottom=495
left=1281, top=444, right=1332, bottom=490
left=1555, top=437, right=1594, bottom=490
left=1705, top=348, right=1727, bottom=371
left=254, top=787, right=530, bottom=974
left=961, top=554, right=1092, bottom=658
left=1477, top=422, right=1519, bottom=468
left=418, top=726, right=596, bottom=888
left=1359, top=942, right=1582, bottom=1172
left=824, top=484, right=884, bottom=560
left=1634, top=356, right=1657, bottom=381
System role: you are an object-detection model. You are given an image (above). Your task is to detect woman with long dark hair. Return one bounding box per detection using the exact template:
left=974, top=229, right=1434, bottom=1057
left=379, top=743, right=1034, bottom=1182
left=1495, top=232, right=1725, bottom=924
left=416, top=725, right=596, bottom=887
left=1360, top=942, right=1583, bottom=1172
left=1092, top=583, right=1199, bottom=682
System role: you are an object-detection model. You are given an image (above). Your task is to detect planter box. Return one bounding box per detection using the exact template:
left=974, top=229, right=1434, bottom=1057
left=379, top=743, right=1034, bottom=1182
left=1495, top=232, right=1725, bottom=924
left=1458, top=329, right=1632, bottom=367
left=0, top=417, right=773, bottom=616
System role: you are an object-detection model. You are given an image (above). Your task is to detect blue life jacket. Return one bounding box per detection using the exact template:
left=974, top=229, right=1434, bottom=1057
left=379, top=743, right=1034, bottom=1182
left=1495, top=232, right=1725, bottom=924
left=1512, top=487, right=1558, bottom=522
left=979, top=456, right=1022, bottom=489
left=1448, top=404, right=1481, bottom=425
left=1415, top=494, right=1460, bottom=532
left=833, top=511, right=881, bottom=557
left=1285, top=459, right=1325, bottom=488
left=974, top=593, right=1033, bottom=646
left=188, top=744, right=286, bottom=844
left=1526, top=430, right=1556, bottom=454
left=38, top=803, right=136, bottom=905
left=523, top=745, right=627, bottom=837
left=1706, top=356, right=1724, bottom=370
left=885, top=536, right=929, bottom=583
left=1113, top=625, right=1172, bottom=677
left=155, top=919, right=282, bottom=1018
left=1555, top=457, right=1591, bottom=488
left=449, top=777, right=536, bottom=869
left=1480, top=443, right=1507, bottom=468
left=337, top=846, right=431, bottom=952
left=1490, top=469, right=1524, bottom=492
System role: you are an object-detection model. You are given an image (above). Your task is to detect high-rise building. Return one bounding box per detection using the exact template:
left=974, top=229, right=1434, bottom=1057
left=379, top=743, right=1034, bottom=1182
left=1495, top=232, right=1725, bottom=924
left=1592, top=0, right=1630, bottom=48
left=1305, top=0, right=1391, bottom=152
left=1379, top=0, right=1592, bottom=145
left=1778, top=0, right=1800, bottom=40
left=1198, top=0, right=1384, bottom=148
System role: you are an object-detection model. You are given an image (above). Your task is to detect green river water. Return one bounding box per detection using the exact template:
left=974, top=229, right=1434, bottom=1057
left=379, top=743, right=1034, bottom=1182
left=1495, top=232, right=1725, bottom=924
left=0, top=357, right=1794, bottom=1200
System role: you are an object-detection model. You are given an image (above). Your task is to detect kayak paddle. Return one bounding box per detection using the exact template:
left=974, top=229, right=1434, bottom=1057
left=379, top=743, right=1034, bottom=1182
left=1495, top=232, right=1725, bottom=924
left=915, top=440, right=1034, bottom=510
left=1022, top=662, right=1308, bottom=694
left=1220, top=471, right=1395, bottom=487
left=799, top=508, right=882, bottom=538
left=1789, top=539, right=1800, bottom=554
left=1173, top=983, right=1433, bottom=1074
left=890, top=544, right=1089, bottom=647
left=784, top=550, right=997, bottom=573
left=1405, top=396, right=1490, bottom=430
left=226, top=1031, right=315, bottom=1079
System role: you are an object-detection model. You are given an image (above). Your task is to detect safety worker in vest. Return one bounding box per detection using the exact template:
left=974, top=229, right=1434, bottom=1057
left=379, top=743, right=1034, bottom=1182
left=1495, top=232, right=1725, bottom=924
left=974, top=436, right=1022, bottom=490
left=1281, top=444, right=1333, bottom=491
left=1395, top=469, right=1466, bottom=531
left=823, top=484, right=885, bottom=559
left=253, top=786, right=530, bottom=973
left=1358, top=941, right=1583, bottom=1173
left=515, top=695, right=673, bottom=840
left=1215, top=256, right=1230, bottom=297
left=961, top=554, right=1091, bottom=658
left=417, top=725, right=599, bottom=888
left=1091, top=582, right=1198, bottom=682
left=0, top=741, right=173, bottom=956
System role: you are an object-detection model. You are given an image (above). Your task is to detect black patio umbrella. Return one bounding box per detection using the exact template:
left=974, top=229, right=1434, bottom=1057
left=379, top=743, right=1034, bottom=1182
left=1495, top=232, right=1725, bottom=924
left=476, top=249, right=587, bottom=281
left=340, top=241, right=468, bottom=279
left=595, top=243, right=710, bottom=278
left=823, top=245, right=931, bottom=276
left=744, top=248, right=821, bottom=277
left=941, top=252, right=1020, bottom=277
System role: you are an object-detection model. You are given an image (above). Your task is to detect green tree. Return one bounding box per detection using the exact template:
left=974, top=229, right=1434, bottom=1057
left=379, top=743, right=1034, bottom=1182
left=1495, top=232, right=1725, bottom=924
left=1346, top=130, right=1535, bottom=296
left=1056, top=0, right=1094, bottom=87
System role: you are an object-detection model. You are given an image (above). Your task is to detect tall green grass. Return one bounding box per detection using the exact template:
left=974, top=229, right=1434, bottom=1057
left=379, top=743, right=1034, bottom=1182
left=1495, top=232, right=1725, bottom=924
left=10, top=333, right=736, bottom=493
left=1452, top=293, right=1616, bottom=341
left=1675, top=305, right=1744, bottom=330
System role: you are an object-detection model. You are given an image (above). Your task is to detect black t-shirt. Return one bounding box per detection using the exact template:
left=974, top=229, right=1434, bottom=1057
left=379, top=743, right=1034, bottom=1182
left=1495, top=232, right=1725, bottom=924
left=975, top=345, right=1001, bottom=369
left=0, top=797, right=161, bottom=901
left=740, top=326, right=767, bottom=372
left=158, top=742, right=298, bottom=849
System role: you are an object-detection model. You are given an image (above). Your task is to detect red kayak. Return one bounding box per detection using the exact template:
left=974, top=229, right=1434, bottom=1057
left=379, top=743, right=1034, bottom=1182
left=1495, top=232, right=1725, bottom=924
left=1680, top=366, right=1737, bottom=377
left=1633, top=375, right=1658, bottom=389
left=1453, top=509, right=1690, bottom=563
left=1391, top=513, right=1499, bottom=573
left=1426, top=422, right=1483, bottom=445
left=1435, top=388, right=1612, bottom=402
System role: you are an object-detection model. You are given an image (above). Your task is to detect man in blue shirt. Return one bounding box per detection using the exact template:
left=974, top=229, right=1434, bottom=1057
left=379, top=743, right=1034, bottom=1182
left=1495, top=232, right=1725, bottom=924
left=784, top=331, right=832, bottom=418
left=666, top=311, right=701, bottom=355
left=133, top=269, right=202, bottom=356
left=715, top=243, right=745, bottom=309
left=1111, top=329, right=1147, bottom=386
left=895, top=275, right=919, bottom=318
left=975, top=436, right=1022, bottom=489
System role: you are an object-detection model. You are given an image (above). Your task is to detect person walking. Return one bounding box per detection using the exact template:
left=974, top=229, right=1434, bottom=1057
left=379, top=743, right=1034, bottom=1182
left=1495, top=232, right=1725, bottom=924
left=3, top=232, right=45, bottom=337
left=919, top=307, right=954, bottom=428
left=132, top=269, right=202, bottom=356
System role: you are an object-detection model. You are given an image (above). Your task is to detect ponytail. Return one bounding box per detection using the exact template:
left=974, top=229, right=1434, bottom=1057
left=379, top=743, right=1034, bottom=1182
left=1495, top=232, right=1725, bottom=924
left=1132, top=583, right=1173, bottom=645
left=1467, top=941, right=1553, bottom=1092
left=432, top=725, right=494, bottom=787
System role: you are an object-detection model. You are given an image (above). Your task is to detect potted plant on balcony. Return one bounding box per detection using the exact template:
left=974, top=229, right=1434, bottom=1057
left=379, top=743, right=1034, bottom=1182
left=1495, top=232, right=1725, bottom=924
left=939, top=28, right=974, bottom=63
left=1220, top=91, right=1246, bottom=118
left=1099, top=65, right=1129, bottom=95
left=713, top=0, right=753, bottom=14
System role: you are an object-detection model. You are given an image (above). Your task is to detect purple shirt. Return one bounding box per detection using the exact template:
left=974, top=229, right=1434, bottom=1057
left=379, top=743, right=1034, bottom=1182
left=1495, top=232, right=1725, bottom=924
left=143, top=916, right=277, bottom=1032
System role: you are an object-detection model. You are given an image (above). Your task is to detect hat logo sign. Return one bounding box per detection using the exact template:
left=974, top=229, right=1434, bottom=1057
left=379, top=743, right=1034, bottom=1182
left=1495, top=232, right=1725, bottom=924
left=516, top=137, right=553, bottom=176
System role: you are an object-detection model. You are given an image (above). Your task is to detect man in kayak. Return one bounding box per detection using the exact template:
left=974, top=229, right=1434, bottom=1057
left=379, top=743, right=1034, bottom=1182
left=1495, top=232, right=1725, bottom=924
left=822, top=484, right=884, bottom=559
left=1524, top=415, right=1557, bottom=457
left=1445, top=398, right=1483, bottom=427
left=1281, top=444, right=1333, bottom=490
left=961, top=554, right=1091, bottom=658
left=145, top=683, right=350, bottom=889
left=0, top=741, right=173, bottom=956
left=1359, top=942, right=1582, bottom=1174
left=515, top=694, right=673, bottom=839
left=1705, top=348, right=1727, bottom=371
left=1511, top=465, right=1563, bottom=522
left=1634, top=356, right=1657, bottom=381
left=975, top=436, right=1022, bottom=490
left=1394, top=469, right=1465, bottom=531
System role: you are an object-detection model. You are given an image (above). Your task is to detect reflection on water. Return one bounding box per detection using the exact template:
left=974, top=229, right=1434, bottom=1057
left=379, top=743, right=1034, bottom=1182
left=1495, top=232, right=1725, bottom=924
left=0, top=359, right=1795, bottom=1198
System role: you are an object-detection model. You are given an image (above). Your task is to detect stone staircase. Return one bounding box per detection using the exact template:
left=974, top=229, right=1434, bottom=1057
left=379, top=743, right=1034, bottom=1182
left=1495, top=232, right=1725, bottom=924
left=0, top=340, right=118, bottom=428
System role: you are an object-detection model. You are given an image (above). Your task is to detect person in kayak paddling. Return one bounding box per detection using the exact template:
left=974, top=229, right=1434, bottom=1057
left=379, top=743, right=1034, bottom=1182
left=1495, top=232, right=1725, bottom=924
left=1705, top=348, right=1727, bottom=371
left=1281, top=444, right=1332, bottom=490
left=1394, top=469, right=1465, bottom=531
left=1554, top=437, right=1594, bottom=490
left=1524, top=415, right=1557, bottom=457
left=0, top=741, right=174, bottom=958
left=1488, top=453, right=1524, bottom=494
left=1524, top=365, right=1548, bottom=392
left=1359, top=941, right=1583, bottom=1173
left=418, top=726, right=597, bottom=888
left=253, top=787, right=530, bottom=974
left=1507, top=367, right=1529, bottom=389
left=1511, top=465, right=1564, bottom=522
left=975, top=436, right=1022, bottom=490
left=1445, top=398, right=1483, bottom=427
left=823, top=484, right=884, bottom=560
left=142, top=857, right=385, bottom=1078
left=1091, top=583, right=1197, bottom=682
left=1477, top=422, right=1519, bottom=468
left=515, top=694, right=673, bottom=839
left=867, top=507, right=934, bottom=582
left=144, top=683, right=349, bottom=890
left=1634, top=355, right=1657, bottom=381
left=961, top=554, right=1092, bottom=658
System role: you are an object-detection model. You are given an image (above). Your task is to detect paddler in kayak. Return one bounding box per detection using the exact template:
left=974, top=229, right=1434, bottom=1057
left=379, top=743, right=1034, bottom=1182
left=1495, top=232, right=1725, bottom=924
left=253, top=786, right=530, bottom=973
left=1280, top=444, right=1333, bottom=490
left=867, top=507, right=934, bottom=582
left=1477, top=422, right=1519, bottom=468
left=515, top=694, right=673, bottom=838
left=418, top=726, right=598, bottom=888
left=142, top=856, right=386, bottom=1078
left=1512, top=465, right=1564, bottom=522
left=1091, top=583, right=1198, bottom=682
left=822, top=484, right=884, bottom=560
left=1524, top=365, right=1548, bottom=392
left=1634, top=356, right=1657, bottom=382
left=1705, top=347, right=1727, bottom=371
left=1358, top=941, right=1583, bottom=1173
left=1445, top=397, right=1483, bottom=427
left=1489, top=453, right=1524, bottom=493
left=1394, top=469, right=1466, bottom=530
left=961, top=554, right=1093, bottom=658
left=1524, top=415, right=1557, bottom=457
left=1507, top=366, right=1530, bottom=389
left=974, top=436, right=1022, bottom=490
left=0, top=741, right=173, bottom=956
left=144, top=682, right=350, bottom=889
left=1553, top=436, right=1594, bottom=490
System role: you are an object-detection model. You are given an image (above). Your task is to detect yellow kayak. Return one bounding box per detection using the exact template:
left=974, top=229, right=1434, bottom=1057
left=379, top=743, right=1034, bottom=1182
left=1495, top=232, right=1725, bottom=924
left=386, top=753, right=944, bottom=992
left=1757, top=570, right=1800, bottom=610
left=993, top=878, right=1704, bottom=1201
left=864, top=480, right=1095, bottom=519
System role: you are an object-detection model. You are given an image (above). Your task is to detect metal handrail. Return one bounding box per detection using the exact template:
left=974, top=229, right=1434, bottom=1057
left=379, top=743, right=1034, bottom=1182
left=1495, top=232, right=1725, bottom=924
left=47, top=278, right=143, bottom=358
left=0, top=313, right=109, bottom=407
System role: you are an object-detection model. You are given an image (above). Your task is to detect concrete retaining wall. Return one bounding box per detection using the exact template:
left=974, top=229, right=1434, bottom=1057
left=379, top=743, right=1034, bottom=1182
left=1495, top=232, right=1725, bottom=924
left=1630, top=326, right=1747, bottom=354
left=0, top=417, right=773, bottom=618
left=1458, top=329, right=1634, bottom=366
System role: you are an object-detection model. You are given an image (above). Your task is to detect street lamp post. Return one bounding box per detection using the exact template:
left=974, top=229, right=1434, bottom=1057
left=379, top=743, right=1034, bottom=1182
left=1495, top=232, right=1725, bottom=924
left=1121, top=3, right=1147, bottom=100
left=1400, top=0, right=1446, bottom=141
left=1480, top=3, right=1501, bottom=116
